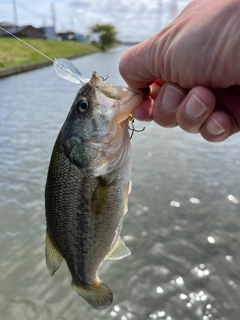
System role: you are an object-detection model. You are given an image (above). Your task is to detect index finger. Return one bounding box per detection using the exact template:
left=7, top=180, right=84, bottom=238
left=119, top=37, right=161, bottom=88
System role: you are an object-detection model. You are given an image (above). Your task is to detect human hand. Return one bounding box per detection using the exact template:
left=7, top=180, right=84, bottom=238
left=119, top=0, right=240, bottom=142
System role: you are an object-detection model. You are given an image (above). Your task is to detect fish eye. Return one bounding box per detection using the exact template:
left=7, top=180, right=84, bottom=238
left=76, top=98, right=89, bottom=112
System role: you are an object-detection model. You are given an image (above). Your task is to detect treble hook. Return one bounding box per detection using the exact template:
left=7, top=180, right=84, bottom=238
left=128, top=114, right=145, bottom=139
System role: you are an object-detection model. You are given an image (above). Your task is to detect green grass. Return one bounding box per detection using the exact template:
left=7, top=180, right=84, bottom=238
left=0, top=38, right=100, bottom=69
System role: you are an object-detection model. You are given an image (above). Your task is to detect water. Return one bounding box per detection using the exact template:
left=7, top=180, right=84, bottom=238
left=0, top=46, right=240, bottom=320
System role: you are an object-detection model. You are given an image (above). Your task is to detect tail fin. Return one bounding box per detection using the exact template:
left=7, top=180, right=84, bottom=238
left=71, top=280, right=113, bottom=310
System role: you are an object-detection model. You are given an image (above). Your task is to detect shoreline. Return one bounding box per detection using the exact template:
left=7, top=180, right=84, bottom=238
left=0, top=53, right=94, bottom=79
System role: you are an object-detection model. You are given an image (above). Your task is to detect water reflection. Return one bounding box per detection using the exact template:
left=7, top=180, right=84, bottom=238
left=227, top=195, right=239, bottom=204
left=192, top=264, right=210, bottom=277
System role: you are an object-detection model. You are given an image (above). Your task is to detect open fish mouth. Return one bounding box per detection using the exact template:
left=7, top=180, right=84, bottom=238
left=89, top=72, right=145, bottom=124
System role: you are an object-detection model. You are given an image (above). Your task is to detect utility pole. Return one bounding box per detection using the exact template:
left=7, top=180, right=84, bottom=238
left=169, top=0, right=178, bottom=22
left=150, top=0, right=161, bottom=36
left=42, top=15, right=46, bottom=27
left=70, top=16, right=75, bottom=32
left=157, top=0, right=162, bottom=24
left=51, top=2, right=56, bottom=32
left=12, top=0, right=18, bottom=32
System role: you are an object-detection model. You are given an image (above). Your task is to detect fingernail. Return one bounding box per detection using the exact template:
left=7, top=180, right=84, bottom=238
left=161, top=85, right=184, bottom=111
left=185, top=94, right=207, bottom=118
left=207, top=118, right=225, bottom=135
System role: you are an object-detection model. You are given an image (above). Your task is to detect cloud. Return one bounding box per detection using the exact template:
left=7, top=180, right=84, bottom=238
left=64, top=0, right=193, bottom=41
left=65, top=0, right=167, bottom=41
left=69, top=0, right=90, bottom=9
left=0, top=0, right=192, bottom=41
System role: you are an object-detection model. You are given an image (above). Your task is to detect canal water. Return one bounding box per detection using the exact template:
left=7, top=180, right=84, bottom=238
left=0, top=46, right=240, bottom=320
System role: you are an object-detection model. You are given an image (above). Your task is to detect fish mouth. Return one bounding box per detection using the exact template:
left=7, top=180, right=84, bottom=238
left=114, top=89, right=143, bottom=124
left=90, top=72, right=145, bottom=124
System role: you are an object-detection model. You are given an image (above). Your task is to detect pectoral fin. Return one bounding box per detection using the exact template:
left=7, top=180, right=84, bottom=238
left=45, top=231, right=63, bottom=275
left=91, top=178, right=112, bottom=216
left=104, top=237, right=131, bottom=260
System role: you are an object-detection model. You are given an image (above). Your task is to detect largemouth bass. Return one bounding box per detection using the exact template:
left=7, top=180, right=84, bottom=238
left=45, top=72, right=144, bottom=310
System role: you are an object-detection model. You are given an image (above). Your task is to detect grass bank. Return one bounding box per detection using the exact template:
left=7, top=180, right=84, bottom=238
left=0, top=38, right=100, bottom=69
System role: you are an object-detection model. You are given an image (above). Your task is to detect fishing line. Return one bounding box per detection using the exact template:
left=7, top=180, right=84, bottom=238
left=0, top=26, right=88, bottom=84
left=0, top=26, right=54, bottom=62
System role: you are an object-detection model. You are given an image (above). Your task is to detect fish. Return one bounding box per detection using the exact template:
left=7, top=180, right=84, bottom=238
left=45, top=72, right=145, bottom=310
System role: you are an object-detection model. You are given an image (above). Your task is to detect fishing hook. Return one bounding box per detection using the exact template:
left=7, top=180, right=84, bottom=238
left=128, top=114, right=145, bottom=139
left=100, top=74, right=110, bottom=81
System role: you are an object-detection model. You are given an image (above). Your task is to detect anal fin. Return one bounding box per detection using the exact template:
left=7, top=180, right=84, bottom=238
left=104, top=237, right=131, bottom=260
left=45, top=231, right=63, bottom=275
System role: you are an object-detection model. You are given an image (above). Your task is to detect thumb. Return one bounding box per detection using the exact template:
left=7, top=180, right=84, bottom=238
left=119, top=35, right=163, bottom=89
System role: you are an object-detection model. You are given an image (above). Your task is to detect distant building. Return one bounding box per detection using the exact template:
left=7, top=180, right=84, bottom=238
left=39, top=26, right=57, bottom=40
left=0, top=23, right=44, bottom=39
left=58, top=31, right=85, bottom=42
left=0, top=22, right=16, bottom=36
left=15, top=25, right=44, bottom=38
left=75, top=34, right=85, bottom=42
left=58, top=31, right=76, bottom=41
left=0, top=22, right=84, bottom=42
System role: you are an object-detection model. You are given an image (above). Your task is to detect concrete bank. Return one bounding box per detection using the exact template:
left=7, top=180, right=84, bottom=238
left=0, top=54, right=90, bottom=79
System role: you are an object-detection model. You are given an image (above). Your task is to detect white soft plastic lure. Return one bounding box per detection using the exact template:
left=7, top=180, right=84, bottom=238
left=0, top=26, right=89, bottom=85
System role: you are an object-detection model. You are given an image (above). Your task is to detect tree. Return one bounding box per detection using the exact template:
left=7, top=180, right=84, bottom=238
left=89, top=24, right=117, bottom=51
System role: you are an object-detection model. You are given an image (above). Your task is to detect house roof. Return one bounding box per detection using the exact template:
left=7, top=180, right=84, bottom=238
left=0, top=22, right=15, bottom=27
left=8, top=25, right=40, bottom=34
left=0, top=22, right=16, bottom=36
left=0, top=23, right=44, bottom=36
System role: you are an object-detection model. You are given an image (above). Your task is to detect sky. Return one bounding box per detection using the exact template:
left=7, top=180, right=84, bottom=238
left=1, top=0, right=192, bottom=42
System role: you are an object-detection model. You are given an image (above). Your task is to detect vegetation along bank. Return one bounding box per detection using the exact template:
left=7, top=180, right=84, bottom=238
left=0, top=38, right=100, bottom=78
